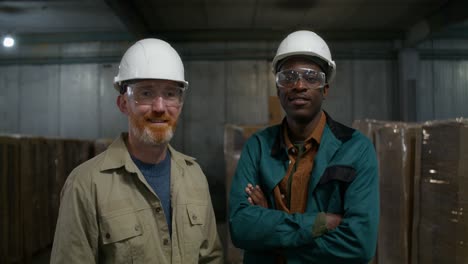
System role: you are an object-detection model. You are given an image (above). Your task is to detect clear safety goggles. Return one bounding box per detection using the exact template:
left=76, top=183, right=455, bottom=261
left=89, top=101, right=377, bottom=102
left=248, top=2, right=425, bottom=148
left=125, top=82, right=186, bottom=107
left=276, top=68, right=326, bottom=90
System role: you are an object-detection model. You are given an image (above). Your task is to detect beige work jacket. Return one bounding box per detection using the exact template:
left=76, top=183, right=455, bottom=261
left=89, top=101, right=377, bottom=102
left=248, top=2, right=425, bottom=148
left=51, top=134, right=223, bottom=263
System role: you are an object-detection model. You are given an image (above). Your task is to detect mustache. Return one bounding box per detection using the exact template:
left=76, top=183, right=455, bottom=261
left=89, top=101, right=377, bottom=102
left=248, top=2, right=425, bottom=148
left=288, top=94, right=310, bottom=100
left=143, top=112, right=175, bottom=123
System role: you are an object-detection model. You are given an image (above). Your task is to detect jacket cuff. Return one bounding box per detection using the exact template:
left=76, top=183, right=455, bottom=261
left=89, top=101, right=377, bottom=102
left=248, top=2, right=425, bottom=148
left=312, top=212, right=328, bottom=237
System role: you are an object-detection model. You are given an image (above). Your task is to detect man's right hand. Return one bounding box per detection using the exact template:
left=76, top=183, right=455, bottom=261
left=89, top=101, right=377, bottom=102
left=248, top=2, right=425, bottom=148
left=325, top=213, right=342, bottom=230
left=245, top=183, right=268, bottom=208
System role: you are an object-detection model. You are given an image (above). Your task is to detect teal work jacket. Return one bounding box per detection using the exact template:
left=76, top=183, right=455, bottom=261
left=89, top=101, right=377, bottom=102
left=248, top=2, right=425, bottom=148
left=229, top=113, right=379, bottom=264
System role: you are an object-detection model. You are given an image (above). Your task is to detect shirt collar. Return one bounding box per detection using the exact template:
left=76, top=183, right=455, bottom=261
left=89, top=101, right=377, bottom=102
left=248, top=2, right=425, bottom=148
left=271, top=111, right=327, bottom=156
left=100, top=133, right=196, bottom=172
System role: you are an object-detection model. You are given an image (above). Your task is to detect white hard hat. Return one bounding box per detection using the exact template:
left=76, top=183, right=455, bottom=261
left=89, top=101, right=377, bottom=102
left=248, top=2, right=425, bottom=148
left=114, top=38, right=188, bottom=92
left=272, top=30, right=336, bottom=82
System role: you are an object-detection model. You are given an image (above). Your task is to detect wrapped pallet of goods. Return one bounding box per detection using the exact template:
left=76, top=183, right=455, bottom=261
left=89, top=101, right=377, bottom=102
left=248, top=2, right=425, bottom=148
left=352, top=119, right=401, bottom=264
left=375, top=123, right=421, bottom=264
left=352, top=119, right=390, bottom=142
left=413, top=119, right=468, bottom=264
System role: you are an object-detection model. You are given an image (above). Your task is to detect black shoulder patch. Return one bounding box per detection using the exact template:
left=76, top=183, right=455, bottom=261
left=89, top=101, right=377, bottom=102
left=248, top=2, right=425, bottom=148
left=319, top=165, right=357, bottom=185
left=324, top=111, right=355, bottom=143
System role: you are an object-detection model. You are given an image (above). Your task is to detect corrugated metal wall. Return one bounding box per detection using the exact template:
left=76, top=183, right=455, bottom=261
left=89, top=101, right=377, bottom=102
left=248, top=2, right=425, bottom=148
left=0, top=63, right=127, bottom=139
left=0, top=40, right=401, bottom=139
left=418, top=39, right=468, bottom=121
left=1, top=38, right=467, bottom=217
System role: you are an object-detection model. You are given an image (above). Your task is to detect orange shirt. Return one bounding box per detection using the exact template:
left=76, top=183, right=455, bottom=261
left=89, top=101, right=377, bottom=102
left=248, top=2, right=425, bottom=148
left=273, top=111, right=326, bottom=213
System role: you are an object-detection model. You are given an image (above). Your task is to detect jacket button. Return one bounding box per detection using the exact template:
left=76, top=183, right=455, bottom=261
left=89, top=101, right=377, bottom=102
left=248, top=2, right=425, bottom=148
left=155, top=207, right=161, bottom=213
left=192, top=215, right=197, bottom=220
left=134, top=225, right=140, bottom=231
left=105, top=233, right=110, bottom=239
left=163, top=238, right=169, bottom=246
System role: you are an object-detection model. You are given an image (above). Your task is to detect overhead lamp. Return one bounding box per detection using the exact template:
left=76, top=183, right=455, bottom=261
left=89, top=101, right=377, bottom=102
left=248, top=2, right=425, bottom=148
left=3, top=35, right=15, bottom=48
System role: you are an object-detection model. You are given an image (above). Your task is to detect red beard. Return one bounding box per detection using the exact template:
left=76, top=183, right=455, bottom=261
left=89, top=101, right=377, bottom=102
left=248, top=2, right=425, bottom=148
left=129, top=111, right=177, bottom=144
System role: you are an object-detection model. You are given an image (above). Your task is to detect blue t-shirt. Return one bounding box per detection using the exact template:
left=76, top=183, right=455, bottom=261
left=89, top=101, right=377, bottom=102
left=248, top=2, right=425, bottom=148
left=132, top=151, right=172, bottom=235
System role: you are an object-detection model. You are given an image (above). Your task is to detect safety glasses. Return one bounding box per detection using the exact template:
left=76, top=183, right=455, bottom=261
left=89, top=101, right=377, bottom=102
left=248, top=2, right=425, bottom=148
left=276, top=68, right=326, bottom=90
left=125, top=81, right=186, bottom=107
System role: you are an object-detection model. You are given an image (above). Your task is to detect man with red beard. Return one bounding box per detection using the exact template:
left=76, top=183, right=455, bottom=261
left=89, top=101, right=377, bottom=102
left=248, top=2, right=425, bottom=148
left=51, top=39, right=223, bottom=264
left=229, top=30, right=379, bottom=263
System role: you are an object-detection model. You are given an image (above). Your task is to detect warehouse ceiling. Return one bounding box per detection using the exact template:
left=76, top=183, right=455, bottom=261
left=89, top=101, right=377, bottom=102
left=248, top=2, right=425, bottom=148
left=1, top=0, right=468, bottom=46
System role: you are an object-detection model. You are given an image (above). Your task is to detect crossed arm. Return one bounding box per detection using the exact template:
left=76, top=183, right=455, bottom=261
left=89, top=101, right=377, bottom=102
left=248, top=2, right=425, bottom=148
left=245, top=183, right=342, bottom=230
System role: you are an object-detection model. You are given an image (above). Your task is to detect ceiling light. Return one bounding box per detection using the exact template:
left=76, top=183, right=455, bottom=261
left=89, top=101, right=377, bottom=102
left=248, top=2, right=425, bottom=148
left=3, top=35, right=15, bottom=48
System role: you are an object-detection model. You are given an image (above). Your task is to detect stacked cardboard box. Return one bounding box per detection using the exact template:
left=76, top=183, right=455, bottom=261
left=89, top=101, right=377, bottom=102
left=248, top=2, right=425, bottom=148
left=353, top=119, right=413, bottom=138
left=352, top=119, right=396, bottom=142
left=353, top=120, right=422, bottom=264
left=353, top=119, right=395, bottom=264
left=354, top=119, right=468, bottom=264
left=375, top=124, right=421, bottom=264
left=413, top=120, right=468, bottom=264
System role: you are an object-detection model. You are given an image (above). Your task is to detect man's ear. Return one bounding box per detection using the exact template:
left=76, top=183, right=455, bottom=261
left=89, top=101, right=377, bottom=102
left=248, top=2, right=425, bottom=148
left=117, top=95, right=129, bottom=114
left=322, top=84, right=330, bottom=99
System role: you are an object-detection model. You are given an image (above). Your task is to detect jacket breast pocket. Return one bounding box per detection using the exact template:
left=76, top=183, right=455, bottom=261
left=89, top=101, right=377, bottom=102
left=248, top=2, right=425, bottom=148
left=315, top=165, right=357, bottom=214
left=184, top=203, right=207, bottom=263
left=100, top=211, right=144, bottom=263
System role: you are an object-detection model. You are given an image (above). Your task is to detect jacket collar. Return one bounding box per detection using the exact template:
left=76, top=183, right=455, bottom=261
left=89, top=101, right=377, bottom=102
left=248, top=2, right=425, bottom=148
left=308, top=124, right=343, bottom=193
left=271, top=118, right=288, bottom=158
left=271, top=110, right=354, bottom=157
left=99, top=133, right=195, bottom=173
